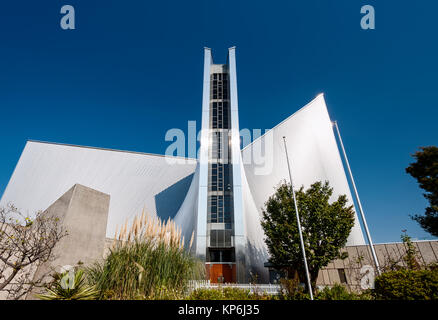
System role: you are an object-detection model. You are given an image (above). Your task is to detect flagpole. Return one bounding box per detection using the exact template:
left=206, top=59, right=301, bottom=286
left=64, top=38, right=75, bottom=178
left=332, top=121, right=381, bottom=275
left=282, top=136, right=314, bottom=300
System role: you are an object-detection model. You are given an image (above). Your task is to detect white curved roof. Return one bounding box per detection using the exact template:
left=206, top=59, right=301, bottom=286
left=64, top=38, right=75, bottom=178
left=242, top=94, right=365, bottom=246
left=0, top=141, right=197, bottom=238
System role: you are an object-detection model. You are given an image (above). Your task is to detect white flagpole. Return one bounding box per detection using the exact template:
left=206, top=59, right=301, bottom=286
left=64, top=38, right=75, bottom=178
left=332, top=121, right=381, bottom=275
left=282, top=136, right=314, bottom=300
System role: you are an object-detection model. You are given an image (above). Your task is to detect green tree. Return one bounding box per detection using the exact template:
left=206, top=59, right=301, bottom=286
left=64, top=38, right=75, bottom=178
left=405, top=146, right=438, bottom=237
left=261, top=181, right=355, bottom=292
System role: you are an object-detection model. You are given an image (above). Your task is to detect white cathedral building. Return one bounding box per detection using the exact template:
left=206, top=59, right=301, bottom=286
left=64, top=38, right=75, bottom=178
left=0, top=47, right=366, bottom=283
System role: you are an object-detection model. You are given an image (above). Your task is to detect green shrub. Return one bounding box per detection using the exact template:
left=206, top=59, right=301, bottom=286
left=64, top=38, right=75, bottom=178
left=279, top=279, right=373, bottom=300
left=188, top=288, right=249, bottom=300
left=187, top=287, right=273, bottom=300
left=315, top=283, right=372, bottom=300
left=374, top=268, right=438, bottom=300
left=278, top=278, right=311, bottom=300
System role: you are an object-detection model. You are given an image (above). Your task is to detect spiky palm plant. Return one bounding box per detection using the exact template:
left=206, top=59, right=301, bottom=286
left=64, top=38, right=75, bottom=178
left=36, top=269, right=99, bottom=300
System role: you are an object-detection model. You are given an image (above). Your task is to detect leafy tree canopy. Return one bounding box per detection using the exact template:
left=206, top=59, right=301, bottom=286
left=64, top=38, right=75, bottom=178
left=406, top=146, right=438, bottom=237
left=261, top=181, right=355, bottom=289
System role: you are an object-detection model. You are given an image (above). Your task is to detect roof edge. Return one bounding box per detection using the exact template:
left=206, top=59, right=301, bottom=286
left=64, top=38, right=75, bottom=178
left=26, top=140, right=198, bottom=162
left=241, top=93, right=326, bottom=152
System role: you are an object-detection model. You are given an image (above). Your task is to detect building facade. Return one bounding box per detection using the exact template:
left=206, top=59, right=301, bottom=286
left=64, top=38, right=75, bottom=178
left=1, top=47, right=367, bottom=284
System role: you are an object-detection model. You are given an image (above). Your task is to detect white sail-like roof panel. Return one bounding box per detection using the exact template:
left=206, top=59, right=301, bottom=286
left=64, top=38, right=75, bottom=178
left=0, top=141, right=197, bottom=238
left=242, top=94, right=365, bottom=246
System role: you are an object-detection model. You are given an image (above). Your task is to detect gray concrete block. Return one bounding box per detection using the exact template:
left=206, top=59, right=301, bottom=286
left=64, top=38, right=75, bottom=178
left=29, top=184, right=110, bottom=298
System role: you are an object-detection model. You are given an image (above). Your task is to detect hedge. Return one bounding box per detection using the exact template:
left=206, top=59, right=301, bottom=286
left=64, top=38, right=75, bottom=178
left=374, top=268, right=438, bottom=300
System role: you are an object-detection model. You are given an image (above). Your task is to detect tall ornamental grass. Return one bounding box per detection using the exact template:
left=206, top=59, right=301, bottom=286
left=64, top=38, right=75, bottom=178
left=87, top=211, right=204, bottom=299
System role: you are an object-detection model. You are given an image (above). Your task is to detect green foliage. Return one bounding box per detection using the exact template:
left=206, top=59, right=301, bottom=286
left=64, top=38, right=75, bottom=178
left=406, top=146, right=438, bottom=237
left=187, top=283, right=374, bottom=301
left=316, top=284, right=365, bottom=300
left=278, top=278, right=310, bottom=300
left=36, top=269, right=99, bottom=300
left=261, top=181, right=355, bottom=290
left=187, top=287, right=272, bottom=300
left=316, top=284, right=351, bottom=300
left=400, top=232, right=421, bottom=270
left=278, top=280, right=372, bottom=300
left=86, top=241, right=205, bottom=300
left=374, top=268, right=438, bottom=300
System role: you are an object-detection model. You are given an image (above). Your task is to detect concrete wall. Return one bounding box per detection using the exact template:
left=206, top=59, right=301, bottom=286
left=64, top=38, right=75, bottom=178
left=28, top=184, right=110, bottom=298
left=316, top=240, right=438, bottom=291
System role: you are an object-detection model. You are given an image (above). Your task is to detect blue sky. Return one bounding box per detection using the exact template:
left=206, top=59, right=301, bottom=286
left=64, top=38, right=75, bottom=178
left=0, top=1, right=437, bottom=243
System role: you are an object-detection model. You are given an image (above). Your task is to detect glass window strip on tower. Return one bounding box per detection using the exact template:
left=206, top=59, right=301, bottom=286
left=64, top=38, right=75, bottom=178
left=207, top=69, right=235, bottom=260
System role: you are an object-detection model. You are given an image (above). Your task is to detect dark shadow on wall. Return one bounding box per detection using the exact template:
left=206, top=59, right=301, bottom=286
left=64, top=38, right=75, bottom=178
left=154, top=173, right=194, bottom=221
left=245, top=241, right=270, bottom=283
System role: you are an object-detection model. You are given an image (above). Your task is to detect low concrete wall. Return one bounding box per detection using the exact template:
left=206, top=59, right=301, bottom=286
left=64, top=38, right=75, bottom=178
left=317, top=240, right=438, bottom=291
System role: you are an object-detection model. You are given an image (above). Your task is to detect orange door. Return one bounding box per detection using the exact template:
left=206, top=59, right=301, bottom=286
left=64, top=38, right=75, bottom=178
left=208, top=264, right=235, bottom=283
